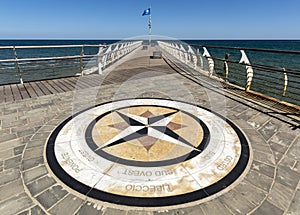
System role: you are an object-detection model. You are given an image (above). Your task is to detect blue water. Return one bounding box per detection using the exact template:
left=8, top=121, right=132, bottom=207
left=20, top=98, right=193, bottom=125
left=0, top=40, right=299, bottom=105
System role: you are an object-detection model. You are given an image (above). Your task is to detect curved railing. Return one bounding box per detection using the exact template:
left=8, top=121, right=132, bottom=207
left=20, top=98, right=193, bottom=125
left=158, top=41, right=300, bottom=107
left=0, top=41, right=142, bottom=85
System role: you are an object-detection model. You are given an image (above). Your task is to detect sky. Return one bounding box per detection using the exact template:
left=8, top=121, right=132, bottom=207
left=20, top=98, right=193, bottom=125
left=1, top=0, right=300, bottom=39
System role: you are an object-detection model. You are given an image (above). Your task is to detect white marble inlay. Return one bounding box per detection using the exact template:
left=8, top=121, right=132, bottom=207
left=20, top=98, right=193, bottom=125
left=53, top=99, right=244, bottom=198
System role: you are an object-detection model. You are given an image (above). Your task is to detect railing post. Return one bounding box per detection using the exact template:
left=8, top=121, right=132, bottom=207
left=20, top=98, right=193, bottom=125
left=224, top=53, right=230, bottom=82
left=239, top=50, right=253, bottom=92
left=197, top=48, right=203, bottom=69
left=97, top=46, right=104, bottom=74
left=203, top=47, right=214, bottom=76
left=283, top=67, right=288, bottom=96
left=13, top=46, right=23, bottom=84
left=80, top=46, right=84, bottom=76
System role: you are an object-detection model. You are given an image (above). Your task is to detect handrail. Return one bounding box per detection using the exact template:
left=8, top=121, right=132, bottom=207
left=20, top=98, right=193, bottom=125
left=0, top=41, right=142, bottom=85
left=0, top=44, right=106, bottom=49
left=189, top=44, right=300, bottom=55
left=158, top=41, right=300, bottom=107
left=0, top=55, right=97, bottom=63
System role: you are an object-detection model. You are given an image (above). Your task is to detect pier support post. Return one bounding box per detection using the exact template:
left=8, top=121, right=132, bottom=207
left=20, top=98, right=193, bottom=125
left=203, top=47, right=214, bottom=76
left=80, top=46, right=84, bottom=76
left=239, top=50, right=253, bottom=92
left=224, top=53, right=230, bottom=82
left=283, top=67, right=288, bottom=96
left=13, top=46, right=23, bottom=84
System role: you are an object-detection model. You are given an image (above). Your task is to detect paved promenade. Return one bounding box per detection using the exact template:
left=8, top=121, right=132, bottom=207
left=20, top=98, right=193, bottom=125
left=0, top=47, right=299, bottom=215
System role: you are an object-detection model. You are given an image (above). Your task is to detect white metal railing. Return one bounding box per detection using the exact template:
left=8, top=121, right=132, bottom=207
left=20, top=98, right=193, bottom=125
left=0, top=41, right=142, bottom=84
left=158, top=41, right=300, bottom=106
left=158, top=41, right=198, bottom=70
left=97, top=41, right=142, bottom=74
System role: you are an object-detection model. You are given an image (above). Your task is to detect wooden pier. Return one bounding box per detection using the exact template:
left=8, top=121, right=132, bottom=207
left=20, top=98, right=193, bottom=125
left=0, top=45, right=299, bottom=215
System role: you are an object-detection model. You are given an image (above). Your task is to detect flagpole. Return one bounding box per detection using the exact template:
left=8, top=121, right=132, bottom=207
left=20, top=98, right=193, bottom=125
left=148, top=6, right=152, bottom=46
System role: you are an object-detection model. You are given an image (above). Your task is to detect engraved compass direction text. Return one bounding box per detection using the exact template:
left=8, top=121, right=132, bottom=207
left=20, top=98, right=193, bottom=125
left=95, top=110, right=200, bottom=152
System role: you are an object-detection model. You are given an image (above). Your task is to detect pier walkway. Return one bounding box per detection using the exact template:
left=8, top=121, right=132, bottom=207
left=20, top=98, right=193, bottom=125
left=0, top=46, right=299, bottom=215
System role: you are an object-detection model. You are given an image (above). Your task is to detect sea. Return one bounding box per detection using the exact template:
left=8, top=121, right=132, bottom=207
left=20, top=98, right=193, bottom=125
left=0, top=40, right=299, bottom=105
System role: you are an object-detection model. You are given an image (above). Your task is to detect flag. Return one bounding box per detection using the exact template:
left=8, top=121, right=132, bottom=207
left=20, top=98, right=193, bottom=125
left=142, top=8, right=151, bottom=16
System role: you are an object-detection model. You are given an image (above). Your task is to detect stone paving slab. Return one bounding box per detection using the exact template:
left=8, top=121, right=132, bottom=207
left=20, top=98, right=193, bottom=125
left=0, top=48, right=299, bottom=215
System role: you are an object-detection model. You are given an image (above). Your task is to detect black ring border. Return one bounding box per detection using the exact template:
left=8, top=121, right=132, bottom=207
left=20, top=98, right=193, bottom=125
left=46, top=98, right=250, bottom=207
left=85, top=105, right=210, bottom=167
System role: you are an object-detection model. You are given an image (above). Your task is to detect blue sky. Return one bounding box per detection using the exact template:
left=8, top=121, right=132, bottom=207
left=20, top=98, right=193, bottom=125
left=1, top=0, right=300, bottom=39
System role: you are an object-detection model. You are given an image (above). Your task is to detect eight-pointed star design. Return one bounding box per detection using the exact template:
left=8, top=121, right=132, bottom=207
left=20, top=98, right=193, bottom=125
left=95, top=110, right=200, bottom=152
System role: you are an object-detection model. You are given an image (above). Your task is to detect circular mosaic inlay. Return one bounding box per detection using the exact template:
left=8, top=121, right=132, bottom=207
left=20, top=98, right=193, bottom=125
left=46, top=98, right=250, bottom=207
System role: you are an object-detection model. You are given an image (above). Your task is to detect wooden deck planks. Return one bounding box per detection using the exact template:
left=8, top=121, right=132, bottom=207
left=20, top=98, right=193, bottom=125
left=3, top=85, right=14, bottom=102
left=0, top=58, right=170, bottom=102
left=0, top=86, right=4, bottom=102
left=23, top=83, right=38, bottom=98
left=56, top=79, right=74, bottom=91
left=17, top=84, right=30, bottom=99
left=30, top=82, right=46, bottom=97
left=48, top=80, right=67, bottom=92
left=42, top=81, right=61, bottom=94
left=35, top=81, right=52, bottom=95
left=10, top=84, right=22, bottom=100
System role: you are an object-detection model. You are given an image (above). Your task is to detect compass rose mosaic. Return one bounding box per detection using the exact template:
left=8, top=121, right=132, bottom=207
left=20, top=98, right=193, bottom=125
left=46, top=98, right=250, bottom=207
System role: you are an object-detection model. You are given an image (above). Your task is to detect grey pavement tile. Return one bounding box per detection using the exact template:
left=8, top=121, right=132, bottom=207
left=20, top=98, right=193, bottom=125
left=27, top=175, right=56, bottom=196
left=0, top=179, right=24, bottom=202
left=30, top=205, right=46, bottom=215
left=250, top=160, right=275, bottom=178
left=0, top=148, right=14, bottom=162
left=22, top=156, right=44, bottom=171
left=49, top=194, right=84, bottom=215
left=36, top=185, right=68, bottom=209
left=23, top=165, right=48, bottom=184
left=0, top=160, right=3, bottom=172
left=14, top=145, right=26, bottom=156
left=103, top=207, right=127, bottom=215
left=16, top=128, right=36, bottom=138
left=234, top=180, right=267, bottom=206
left=237, top=108, right=259, bottom=121
left=200, top=199, right=232, bottom=215
left=269, top=140, right=288, bottom=154
left=244, top=170, right=273, bottom=192
left=4, top=155, right=22, bottom=170
left=258, top=120, right=281, bottom=141
left=37, top=125, right=57, bottom=133
left=287, top=189, right=300, bottom=215
left=0, top=133, right=18, bottom=143
left=76, top=202, right=104, bottom=215
left=293, top=161, right=300, bottom=173
left=269, top=131, right=297, bottom=147
left=0, top=138, right=25, bottom=151
left=126, top=210, right=153, bottom=215
left=252, top=149, right=276, bottom=166
left=251, top=200, right=283, bottom=215
left=23, top=146, right=44, bottom=160
left=267, top=181, right=294, bottom=211
left=251, top=141, right=273, bottom=154
left=219, top=190, right=256, bottom=215
left=0, top=193, right=34, bottom=215
left=153, top=206, right=204, bottom=215
left=272, top=152, right=285, bottom=165
left=286, top=137, right=300, bottom=161
left=31, top=132, right=51, bottom=141
left=279, top=156, right=297, bottom=170
left=247, top=113, right=271, bottom=129
left=17, top=210, right=29, bottom=215
left=26, top=139, right=46, bottom=149
left=2, top=119, right=28, bottom=129
left=275, top=165, right=300, bottom=190
left=0, top=168, right=20, bottom=186
left=241, top=128, right=267, bottom=145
